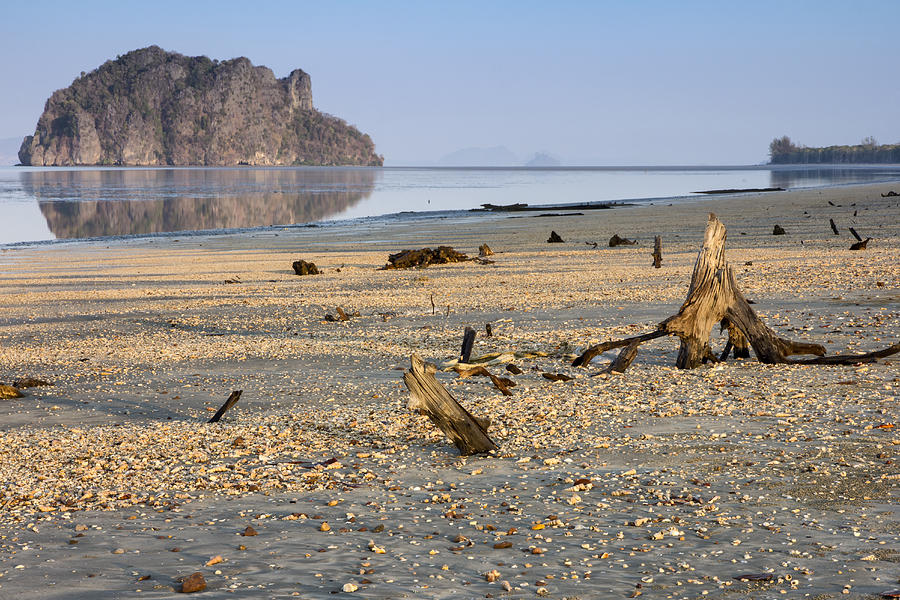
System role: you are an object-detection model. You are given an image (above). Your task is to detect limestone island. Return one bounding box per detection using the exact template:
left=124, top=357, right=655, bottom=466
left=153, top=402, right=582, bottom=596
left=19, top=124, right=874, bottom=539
left=18, top=46, right=383, bottom=167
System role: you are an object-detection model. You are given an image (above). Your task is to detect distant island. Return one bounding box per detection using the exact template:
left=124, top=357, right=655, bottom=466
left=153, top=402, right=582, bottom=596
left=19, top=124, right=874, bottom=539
left=768, top=135, right=900, bottom=165
left=18, top=46, right=382, bottom=167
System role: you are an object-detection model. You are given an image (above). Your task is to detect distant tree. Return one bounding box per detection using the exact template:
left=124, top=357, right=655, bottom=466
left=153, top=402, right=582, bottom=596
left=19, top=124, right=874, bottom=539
left=861, top=136, right=877, bottom=147
left=768, top=135, right=796, bottom=158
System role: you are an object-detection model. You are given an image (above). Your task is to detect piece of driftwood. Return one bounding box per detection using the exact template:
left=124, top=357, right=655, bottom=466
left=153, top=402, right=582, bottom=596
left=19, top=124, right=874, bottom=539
left=383, top=247, right=469, bottom=269
left=572, top=330, right=667, bottom=367
left=609, top=234, right=637, bottom=247
left=608, top=340, right=640, bottom=373
left=460, top=327, right=476, bottom=363
left=652, top=235, right=662, bottom=268
left=208, top=390, right=243, bottom=423
left=694, top=187, right=783, bottom=194
left=547, top=231, right=564, bottom=243
left=830, top=218, right=839, bottom=235
left=479, top=244, right=494, bottom=257
left=573, top=213, right=899, bottom=370
left=12, top=377, right=52, bottom=388
left=403, top=355, right=498, bottom=455
left=542, top=372, right=573, bottom=382
left=0, top=385, right=23, bottom=399
left=850, top=227, right=863, bottom=242
left=292, top=260, right=320, bottom=275
left=453, top=365, right=514, bottom=396
left=882, top=190, right=899, bottom=197
left=773, top=225, right=786, bottom=235
left=485, top=323, right=493, bottom=337
left=505, top=363, right=523, bottom=375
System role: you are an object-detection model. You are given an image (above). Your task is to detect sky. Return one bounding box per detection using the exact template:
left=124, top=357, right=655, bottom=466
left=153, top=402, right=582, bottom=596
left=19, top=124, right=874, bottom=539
left=2, top=0, right=898, bottom=165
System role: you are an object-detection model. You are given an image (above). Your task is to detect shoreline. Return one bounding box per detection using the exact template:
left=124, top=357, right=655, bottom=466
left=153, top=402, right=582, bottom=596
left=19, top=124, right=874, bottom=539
left=4, top=177, right=900, bottom=251
left=0, top=182, right=897, bottom=598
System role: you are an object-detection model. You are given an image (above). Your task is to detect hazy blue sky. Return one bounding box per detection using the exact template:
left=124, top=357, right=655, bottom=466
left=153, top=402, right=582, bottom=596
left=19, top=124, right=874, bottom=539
left=2, top=0, right=898, bottom=165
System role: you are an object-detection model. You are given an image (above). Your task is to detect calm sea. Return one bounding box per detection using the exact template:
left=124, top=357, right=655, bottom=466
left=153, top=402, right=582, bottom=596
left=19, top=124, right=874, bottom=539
left=2, top=165, right=899, bottom=245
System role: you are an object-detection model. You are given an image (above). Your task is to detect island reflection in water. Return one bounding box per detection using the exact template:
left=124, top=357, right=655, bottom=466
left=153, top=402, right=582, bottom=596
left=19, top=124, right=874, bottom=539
left=24, top=168, right=378, bottom=239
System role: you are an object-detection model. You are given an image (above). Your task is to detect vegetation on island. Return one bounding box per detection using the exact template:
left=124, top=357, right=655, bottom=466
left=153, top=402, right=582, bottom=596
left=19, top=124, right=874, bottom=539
left=768, top=135, right=900, bottom=164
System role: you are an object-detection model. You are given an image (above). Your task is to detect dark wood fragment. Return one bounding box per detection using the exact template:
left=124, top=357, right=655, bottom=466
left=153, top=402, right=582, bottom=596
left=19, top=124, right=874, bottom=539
left=208, top=390, right=243, bottom=423
left=830, top=218, right=839, bottom=235
left=850, top=238, right=871, bottom=250
left=292, top=260, right=319, bottom=275
left=383, top=247, right=469, bottom=269
left=773, top=225, right=786, bottom=235
left=849, top=227, right=863, bottom=242
left=505, top=363, right=523, bottom=375
left=485, top=323, right=493, bottom=337
left=12, top=377, right=52, bottom=388
left=651, top=235, right=662, bottom=268
left=403, top=355, right=498, bottom=455
left=479, top=244, right=494, bottom=257
left=542, top=372, right=573, bottom=382
left=460, top=327, right=476, bottom=363
left=609, top=234, right=637, bottom=247
left=547, top=231, right=564, bottom=243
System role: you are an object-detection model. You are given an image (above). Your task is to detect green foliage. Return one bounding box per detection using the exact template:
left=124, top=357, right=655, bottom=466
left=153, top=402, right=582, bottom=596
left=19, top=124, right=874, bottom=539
left=769, top=136, right=900, bottom=164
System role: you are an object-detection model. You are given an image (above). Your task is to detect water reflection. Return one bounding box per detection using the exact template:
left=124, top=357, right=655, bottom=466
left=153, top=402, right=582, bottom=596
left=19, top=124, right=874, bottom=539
left=23, top=168, right=377, bottom=239
left=769, top=167, right=900, bottom=190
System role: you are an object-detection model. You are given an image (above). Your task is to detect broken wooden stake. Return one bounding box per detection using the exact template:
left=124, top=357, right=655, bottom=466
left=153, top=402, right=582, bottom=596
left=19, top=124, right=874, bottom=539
left=773, top=225, right=786, bottom=235
left=485, top=323, right=493, bottom=337
left=848, top=227, right=871, bottom=250
left=208, top=390, right=243, bottom=423
left=651, top=235, right=662, bottom=268
left=460, top=327, right=476, bottom=363
left=830, top=218, right=839, bottom=235
left=403, top=355, right=498, bottom=455
left=479, top=244, right=494, bottom=257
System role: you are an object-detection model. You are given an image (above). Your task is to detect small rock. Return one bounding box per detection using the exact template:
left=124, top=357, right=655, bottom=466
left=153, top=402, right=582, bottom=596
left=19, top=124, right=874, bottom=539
left=319, top=522, right=331, bottom=532
left=485, top=569, right=501, bottom=582
left=773, top=224, right=786, bottom=235
left=112, top=548, right=125, bottom=554
left=342, top=583, right=359, bottom=593
left=205, top=555, right=223, bottom=567
left=547, top=231, right=564, bottom=243
left=241, top=526, right=258, bottom=537
left=180, top=572, right=206, bottom=593
left=479, top=244, right=494, bottom=257
left=74, top=524, right=88, bottom=532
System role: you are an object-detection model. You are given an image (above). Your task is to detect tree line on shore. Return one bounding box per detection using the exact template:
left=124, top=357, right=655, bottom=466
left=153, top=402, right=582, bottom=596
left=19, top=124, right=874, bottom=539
left=769, top=135, right=900, bottom=164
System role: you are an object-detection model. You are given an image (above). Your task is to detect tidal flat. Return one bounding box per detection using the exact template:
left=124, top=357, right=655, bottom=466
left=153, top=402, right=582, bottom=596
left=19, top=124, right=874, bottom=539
left=0, top=183, right=897, bottom=599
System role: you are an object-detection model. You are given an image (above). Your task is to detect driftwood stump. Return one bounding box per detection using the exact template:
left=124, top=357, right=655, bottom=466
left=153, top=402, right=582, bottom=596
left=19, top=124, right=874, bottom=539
left=574, top=213, right=900, bottom=370
left=403, top=355, right=498, bottom=455
left=651, top=235, right=662, bottom=268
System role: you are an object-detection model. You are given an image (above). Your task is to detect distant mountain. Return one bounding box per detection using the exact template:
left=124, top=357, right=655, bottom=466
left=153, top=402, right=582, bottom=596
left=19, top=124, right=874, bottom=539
left=0, top=137, right=23, bottom=165
left=523, top=152, right=561, bottom=167
left=438, top=146, right=519, bottom=166
left=18, top=46, right=382, bottom=167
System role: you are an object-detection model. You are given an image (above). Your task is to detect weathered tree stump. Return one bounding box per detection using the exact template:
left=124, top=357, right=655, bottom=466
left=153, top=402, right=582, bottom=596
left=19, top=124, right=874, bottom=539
left=651, top=235, right=662, bottom=268
left=547, top=231, right=564, bottom=243
left=830, top=218, right=839, bottom=235
left=773, top=225, right=786, bottom=235
left=403, top=355, right=498, bottom=455
left=573, top=213, right=899, bottom=370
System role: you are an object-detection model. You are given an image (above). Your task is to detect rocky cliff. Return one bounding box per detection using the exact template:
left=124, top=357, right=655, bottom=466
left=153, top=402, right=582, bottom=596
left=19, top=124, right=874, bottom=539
left=19, top=46, right=382, bottom=167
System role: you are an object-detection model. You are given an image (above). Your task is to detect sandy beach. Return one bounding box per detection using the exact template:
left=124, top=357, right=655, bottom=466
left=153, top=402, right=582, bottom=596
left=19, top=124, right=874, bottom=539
left=0, top=183, right=898, bottom=599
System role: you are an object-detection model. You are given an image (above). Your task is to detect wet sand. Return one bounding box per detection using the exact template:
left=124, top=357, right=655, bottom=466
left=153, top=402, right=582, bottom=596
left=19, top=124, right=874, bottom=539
left=0, top=183, right=898, bottom=599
